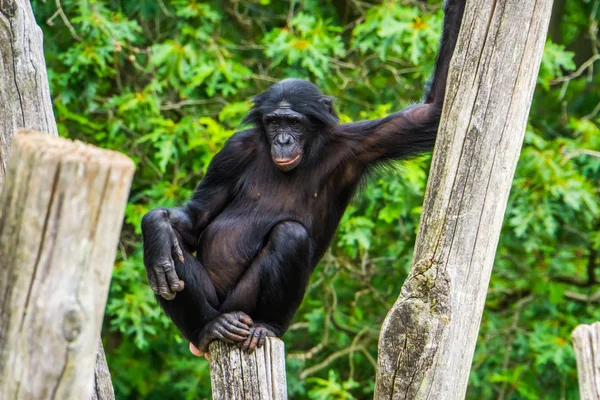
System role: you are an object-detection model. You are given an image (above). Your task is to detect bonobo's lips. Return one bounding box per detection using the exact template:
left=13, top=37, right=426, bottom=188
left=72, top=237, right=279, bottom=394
left=273, top=153, right=301, bottom=171
left=274, top=154, right=300, bottom=166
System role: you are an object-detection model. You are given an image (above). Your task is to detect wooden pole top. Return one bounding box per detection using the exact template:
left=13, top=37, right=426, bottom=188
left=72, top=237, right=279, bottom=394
left=12, top=130, right=134, bottom=168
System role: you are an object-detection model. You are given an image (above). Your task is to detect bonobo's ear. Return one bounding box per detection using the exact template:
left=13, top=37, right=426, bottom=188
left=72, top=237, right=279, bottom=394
left=319, top=96, right=336, bottom=116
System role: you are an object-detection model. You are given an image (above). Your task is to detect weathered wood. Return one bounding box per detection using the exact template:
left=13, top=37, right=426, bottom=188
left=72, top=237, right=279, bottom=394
left=0, top=2, right=115, bottom=397
left=0, top=0, right=57, bottom=188
left=91, top=340, right=116, bottom=400
left=572, top=322, right=600, bottom=400
left=209, top=337, right=287, bottom=399
left=0, top=131, right=134, bottom=400
left=375, top=1, right=553, bottom=399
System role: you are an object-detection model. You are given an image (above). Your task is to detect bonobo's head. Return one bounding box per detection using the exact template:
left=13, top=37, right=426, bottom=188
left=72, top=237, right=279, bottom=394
left=243, top=78, right=338, bottom=172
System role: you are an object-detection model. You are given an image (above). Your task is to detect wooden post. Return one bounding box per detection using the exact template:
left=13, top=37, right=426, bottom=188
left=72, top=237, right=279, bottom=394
left=209, top=338, right=287, bottom=399
left=572, top=322, right=600, bottom=400
left=374, top=1, right=553, bottom=399
left=1, top=2, right=116, bottom=397
left=0, top=132, right=134, bottom=400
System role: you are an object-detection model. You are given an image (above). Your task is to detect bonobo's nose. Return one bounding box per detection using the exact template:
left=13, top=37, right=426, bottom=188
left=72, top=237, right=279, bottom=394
left=276, top=134, right=292, bottom=146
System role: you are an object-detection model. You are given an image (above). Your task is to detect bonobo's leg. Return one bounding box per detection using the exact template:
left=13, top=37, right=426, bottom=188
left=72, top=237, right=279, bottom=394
left=425, top=0, right=467, bottom=107
left=218, top=221, right=312, bottom=352
left=157, top=251, right=253, bottom=350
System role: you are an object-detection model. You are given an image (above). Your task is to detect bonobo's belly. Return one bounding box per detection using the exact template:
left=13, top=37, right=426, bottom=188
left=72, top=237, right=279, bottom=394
left=198, top=208, right=276, bottom=291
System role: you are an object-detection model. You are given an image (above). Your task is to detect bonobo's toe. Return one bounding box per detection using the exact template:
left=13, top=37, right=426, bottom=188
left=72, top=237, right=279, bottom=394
left=197, top=312, right=257, bottom=353
left=240, top=325, right=275, bottom=353
left=189, top=342, right=210, bottom=360
left=212, top=313, right=252, bottom=342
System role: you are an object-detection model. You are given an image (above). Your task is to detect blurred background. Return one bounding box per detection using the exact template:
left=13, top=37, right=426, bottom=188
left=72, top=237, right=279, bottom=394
left=30, top=0, right=598, bottom=399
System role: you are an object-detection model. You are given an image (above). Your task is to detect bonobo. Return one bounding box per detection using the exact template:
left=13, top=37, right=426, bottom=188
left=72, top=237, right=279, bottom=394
left=142, top=0, right=466, bottom=356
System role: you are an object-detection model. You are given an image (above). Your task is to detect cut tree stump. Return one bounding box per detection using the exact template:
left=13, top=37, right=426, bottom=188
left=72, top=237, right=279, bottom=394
left=0, top=131, right=134, bottom=400
left=1, top=1, right=116, bottom=397
left=572, top=322, right=600, bottom=400
left=209, top=337, right=287, bottom=400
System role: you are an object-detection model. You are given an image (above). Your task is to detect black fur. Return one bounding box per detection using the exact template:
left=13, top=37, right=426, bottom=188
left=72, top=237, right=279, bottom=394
left=141, top=0, right=466, bottom=353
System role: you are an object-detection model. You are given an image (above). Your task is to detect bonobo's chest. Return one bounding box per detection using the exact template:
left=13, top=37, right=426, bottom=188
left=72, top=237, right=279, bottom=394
left=234, top=159, right=360, bottom=238
left=236, top=169, right=327, bottom=222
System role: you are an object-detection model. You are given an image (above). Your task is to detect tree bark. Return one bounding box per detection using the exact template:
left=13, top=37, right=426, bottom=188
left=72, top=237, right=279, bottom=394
left=91, top=340, right=116, bottom=400
left=0, top=0, right=57, bottom=188
left=572, top=322, right=600, bottom=400
left=0, top=132, right=134, bottom=400
left=0, top=2, right=115, bottom=398
left=209, top=338, right=287, bottom=399
left=374, top=1, right=553, bottom=399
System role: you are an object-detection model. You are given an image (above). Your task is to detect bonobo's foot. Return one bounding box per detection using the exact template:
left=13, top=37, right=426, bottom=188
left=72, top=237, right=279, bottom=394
left=239, top=323, right=276, bottom=353
left=190, top=342, right=210, bottom=360
left=195, top=312, right=254, bottom=353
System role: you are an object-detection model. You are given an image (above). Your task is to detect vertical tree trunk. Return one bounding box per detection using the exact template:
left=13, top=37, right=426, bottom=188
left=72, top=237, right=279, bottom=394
left=0, top=0, right=56, bottom=187
left=0, top=2, right=115, bottom=398
left=209, top=338, right=288, bottom=399
left=572, top=322, right=600, bottom=400
left=91, top=341, right=116, bottom=400
left=375, top=1, right=553, bottom=399
left=0, top=132, right=134, bottom=400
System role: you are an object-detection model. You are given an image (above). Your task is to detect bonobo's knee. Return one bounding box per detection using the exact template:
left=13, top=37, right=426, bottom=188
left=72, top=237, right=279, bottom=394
left=141, top=207, right=168, bottom=229
left=271, top=221, right=309, bottom=250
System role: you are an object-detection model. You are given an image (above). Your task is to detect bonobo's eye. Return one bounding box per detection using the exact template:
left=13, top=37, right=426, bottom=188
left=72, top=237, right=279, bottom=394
left=290, top=119, right=301, bottom=128
left=265, top=117, right=278, bottom=129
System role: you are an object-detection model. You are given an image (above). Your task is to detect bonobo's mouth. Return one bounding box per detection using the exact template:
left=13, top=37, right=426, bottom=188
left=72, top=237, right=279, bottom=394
left=273, top=154, right=301, bottom=171
left=274, top=154, right=300, bottom=166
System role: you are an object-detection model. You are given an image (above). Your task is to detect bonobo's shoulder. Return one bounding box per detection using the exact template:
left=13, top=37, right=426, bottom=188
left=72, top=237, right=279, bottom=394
left=229, top=128, right=256, bottom=141
left=222, top=128, right=258, bottom=151
left=213, top=128, right=260, bottom=167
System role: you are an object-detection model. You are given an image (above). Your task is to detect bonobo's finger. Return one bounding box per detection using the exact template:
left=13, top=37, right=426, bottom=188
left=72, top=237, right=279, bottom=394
left=154, top=266, right=176, bottom=300
left=172, top=237, right=185, bottom=264
left=165, top=266, right=183, bottom=292
left=224, top=314, right=252, bottom=331
left=221, top=329, right=248, bottom=342
left=146, top=268, right=159, bottom=294
left=214, top=327, right=236, bottom=344
left=234, top=311, right=254, bottom=327
left=222, top=322, right=250, bottom=338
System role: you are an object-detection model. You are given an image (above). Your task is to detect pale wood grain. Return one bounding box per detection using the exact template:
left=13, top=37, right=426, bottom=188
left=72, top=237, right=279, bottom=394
left=0, top=132, right=134, bottom=400
left=0, top=2, right=115, bottom=397
left=209, top=337, right=288, bottom=399
left=573, top=322, right=600, bottom=400
left=374, top=1, right=554, bottom=399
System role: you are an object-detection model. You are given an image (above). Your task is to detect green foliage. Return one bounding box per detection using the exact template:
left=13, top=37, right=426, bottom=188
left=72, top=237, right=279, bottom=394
left=31, top=0, right=600, bottom=399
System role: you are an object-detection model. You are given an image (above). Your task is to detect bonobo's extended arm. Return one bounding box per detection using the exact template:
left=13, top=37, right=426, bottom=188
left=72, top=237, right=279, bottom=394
left=342, top=0, right=466, bottom=165
left=142, top=133, right=251, bottom=299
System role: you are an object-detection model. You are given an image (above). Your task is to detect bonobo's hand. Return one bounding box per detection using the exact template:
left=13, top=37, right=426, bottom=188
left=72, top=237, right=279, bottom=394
left=141, top=209, right=185, bottom=300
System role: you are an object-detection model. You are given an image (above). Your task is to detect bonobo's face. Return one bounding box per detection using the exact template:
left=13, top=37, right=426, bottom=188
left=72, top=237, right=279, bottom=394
left=264, top=101, right=306, bottom=172
left=243, top=78, right=338, bottom=171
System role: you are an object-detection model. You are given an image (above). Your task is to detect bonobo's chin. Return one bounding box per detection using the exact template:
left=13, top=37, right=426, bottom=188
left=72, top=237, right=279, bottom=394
left=273, top=153, right=302, bottom=172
